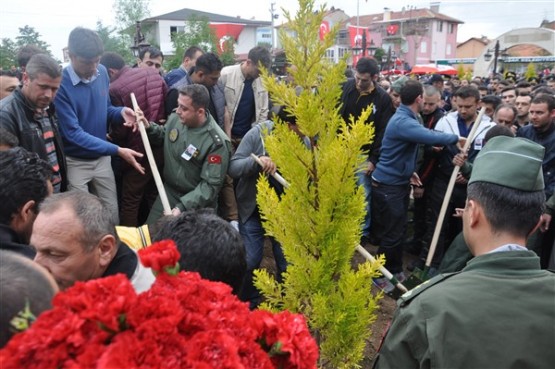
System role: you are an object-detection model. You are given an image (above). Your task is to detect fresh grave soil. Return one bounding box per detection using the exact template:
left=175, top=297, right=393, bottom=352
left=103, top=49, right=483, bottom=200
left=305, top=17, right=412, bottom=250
left=260, top=240, right=419, bottom=367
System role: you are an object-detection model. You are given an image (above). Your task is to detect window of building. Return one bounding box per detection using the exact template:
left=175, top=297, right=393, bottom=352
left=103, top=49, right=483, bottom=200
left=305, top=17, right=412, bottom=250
left=448, top=23, right=454, bottom=34
left=338, top=47, right=349, bottom=58
left=420, top=41, right=427, bottom=53
left=437, top=21, right=443, bottom=32
left=336, top=30, right=349, bottom=45
left=446, top=44, right=452, bottom=55
left=325, top=48, right=335, bottom=61
left=170, top=25, right=185, bottom=40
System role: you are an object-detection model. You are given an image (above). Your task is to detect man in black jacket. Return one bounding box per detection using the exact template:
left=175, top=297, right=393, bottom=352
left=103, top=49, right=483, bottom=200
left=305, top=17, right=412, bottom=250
left=0, top=54, right=67, bottom=192
left=0, top=147, right=53, bottom=259
left=339, top=57, right=394, bottom=245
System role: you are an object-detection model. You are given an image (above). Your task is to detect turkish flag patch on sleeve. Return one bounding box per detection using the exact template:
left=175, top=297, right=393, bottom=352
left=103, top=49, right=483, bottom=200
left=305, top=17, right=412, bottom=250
left=208, top=154, right=222, bottom=164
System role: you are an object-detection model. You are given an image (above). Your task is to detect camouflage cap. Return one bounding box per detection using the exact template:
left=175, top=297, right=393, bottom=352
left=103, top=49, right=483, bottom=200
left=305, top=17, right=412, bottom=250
left=469, top=136, right=545, bottom=191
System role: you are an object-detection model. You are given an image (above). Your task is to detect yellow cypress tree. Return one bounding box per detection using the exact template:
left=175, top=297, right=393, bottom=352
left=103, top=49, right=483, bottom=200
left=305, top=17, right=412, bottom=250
left=524, top=63, right=537, bottom=81
left=254, top=1, right=383, bottom=367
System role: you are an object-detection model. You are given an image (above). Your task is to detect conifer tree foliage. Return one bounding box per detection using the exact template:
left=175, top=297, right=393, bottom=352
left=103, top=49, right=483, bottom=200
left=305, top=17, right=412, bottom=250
left=254, top=1, right=383, bottom=367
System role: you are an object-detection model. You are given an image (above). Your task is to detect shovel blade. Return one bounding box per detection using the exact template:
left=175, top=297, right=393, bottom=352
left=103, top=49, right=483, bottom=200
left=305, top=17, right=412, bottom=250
left=385, top=286, right=405, bottom=300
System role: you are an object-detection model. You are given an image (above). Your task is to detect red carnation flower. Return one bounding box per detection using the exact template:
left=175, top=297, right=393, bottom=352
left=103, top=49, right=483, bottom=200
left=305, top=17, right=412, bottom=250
left=138, top=239, right=180, bottom=274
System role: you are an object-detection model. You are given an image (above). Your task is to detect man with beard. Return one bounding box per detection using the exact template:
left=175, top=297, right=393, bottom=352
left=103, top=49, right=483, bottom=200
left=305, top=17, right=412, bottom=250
left=0, top=54, right=67, bottom=192
left=517, top=94, right=555, bottom=268
left=138, top=84, right=231, bottom=224
left=339, top=57, right=394, bottom=246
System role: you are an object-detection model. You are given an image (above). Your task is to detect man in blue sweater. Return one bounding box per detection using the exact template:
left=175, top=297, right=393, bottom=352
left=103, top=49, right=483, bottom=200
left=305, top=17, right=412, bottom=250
left=54, top=27, right=144, bottom=223
left=371, top=80, right=465, bottom=292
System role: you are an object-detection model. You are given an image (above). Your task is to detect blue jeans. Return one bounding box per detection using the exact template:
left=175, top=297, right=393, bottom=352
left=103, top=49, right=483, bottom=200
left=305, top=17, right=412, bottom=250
left=357, top=170, right=372, bottom=237
left=239, top=212, right=287, bottom=307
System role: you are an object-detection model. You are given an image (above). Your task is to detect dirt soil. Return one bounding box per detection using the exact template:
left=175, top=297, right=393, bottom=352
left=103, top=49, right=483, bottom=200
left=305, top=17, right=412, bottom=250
left=261, top=241, right=418, bottom=367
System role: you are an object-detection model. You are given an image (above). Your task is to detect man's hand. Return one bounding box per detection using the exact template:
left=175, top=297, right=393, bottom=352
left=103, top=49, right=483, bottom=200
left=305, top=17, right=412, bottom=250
left=124, top=108, right=150, bottom=132
left=257, top=155, right=277, bottom=175
left=171, top=207, right=182, bottom=216
left=452, top=152, right=468, bottom=167
left=539, top=213, right=552, bottom=232
left=456, top=137, right=467, bottom=151
left=118, top=147, right=145, bottom=174
left=413, top=186, right=425, bottom=199
left=121, top=107, right=136, bottom=124
left=455, top=172, right=468, bottom=185
left=410, top=172, right=422, bottom=187
left=364, top=161, right=376, bottom=176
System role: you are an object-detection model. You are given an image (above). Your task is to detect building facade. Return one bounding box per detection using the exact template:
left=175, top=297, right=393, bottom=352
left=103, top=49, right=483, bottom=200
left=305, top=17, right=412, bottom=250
left=141, top=8, right=271, bottom=58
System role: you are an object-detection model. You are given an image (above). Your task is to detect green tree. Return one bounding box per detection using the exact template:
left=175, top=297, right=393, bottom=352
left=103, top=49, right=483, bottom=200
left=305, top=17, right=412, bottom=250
left=373, top=48, right=385, bottom=67
left=0, top=38, right=17, bottom=69
left=254, top=0, right=383, bottom=367
left=15, top=26, right=52, bottom=56
left=95, top=21, right=134, bottom=64
left=168, top=14, right=217, bottom=70
left=456, top=64, right=466, bottom=79
left=220, top=37, right=236, bottom=67
left=113, top=0, right=151, bottom=36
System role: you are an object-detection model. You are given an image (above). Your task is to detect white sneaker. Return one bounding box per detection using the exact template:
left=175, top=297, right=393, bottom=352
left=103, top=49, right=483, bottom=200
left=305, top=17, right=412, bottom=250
left=229, top=220, right=239, bottom=232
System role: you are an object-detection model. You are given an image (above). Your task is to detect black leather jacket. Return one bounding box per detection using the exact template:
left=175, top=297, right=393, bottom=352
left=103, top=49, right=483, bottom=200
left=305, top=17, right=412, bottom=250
left=0, top=88, right=67, bottom=191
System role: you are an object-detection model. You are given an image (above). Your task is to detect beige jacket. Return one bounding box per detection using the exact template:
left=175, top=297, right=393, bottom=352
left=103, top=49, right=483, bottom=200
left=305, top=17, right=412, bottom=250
left=219, top=64, right=269, bottom=131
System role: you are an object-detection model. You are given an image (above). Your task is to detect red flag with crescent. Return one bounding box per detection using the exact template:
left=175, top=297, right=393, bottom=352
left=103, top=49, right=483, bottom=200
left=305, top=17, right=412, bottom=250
left=319, top=21, right=330, bottom=41
left=386, top=24, right=399, bottom=35
left=209, top=23, right=245, bottom=52
left=348, top=25, right=367, bottom=48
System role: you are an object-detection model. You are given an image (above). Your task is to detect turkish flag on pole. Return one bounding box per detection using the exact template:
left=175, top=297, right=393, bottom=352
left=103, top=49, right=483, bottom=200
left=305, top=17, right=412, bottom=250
left=209, top=23, right=245, bottom=52
left=319, top=21, right=330, bottom=41
left=348, top=25, right=367, bottom=48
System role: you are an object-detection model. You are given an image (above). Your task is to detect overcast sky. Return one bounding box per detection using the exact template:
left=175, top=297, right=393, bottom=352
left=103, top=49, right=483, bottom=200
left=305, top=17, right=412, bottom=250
left=0, top=0, right=553, bottom=60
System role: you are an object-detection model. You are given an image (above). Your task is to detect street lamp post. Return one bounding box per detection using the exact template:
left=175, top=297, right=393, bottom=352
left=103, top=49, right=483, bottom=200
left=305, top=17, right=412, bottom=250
left=130, top=21, right=150, bottom=58
left=484, top=40, right=509, bottom=76
left=368, top=39, right=377, bottom=56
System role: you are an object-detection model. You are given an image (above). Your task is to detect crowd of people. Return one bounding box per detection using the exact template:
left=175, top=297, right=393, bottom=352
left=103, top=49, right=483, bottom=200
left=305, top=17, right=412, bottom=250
left=0, top=24, right=554, bottom=366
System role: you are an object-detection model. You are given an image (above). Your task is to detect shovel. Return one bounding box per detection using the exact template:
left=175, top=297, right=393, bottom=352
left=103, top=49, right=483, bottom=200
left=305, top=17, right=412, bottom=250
left=404, top=108, right=486, bottom=288
left=355, top=245, right=408, bottom=299
left=130, top=93, right=172, bottom=215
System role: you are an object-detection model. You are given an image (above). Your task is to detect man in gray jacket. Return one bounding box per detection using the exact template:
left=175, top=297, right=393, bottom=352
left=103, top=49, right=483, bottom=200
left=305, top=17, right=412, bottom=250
left=228, top=120, right=286, bottom=308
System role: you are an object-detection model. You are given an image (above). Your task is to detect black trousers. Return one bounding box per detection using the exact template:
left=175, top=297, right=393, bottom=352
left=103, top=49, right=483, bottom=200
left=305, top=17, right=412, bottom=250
left=370, top=181, right=410, bottom=274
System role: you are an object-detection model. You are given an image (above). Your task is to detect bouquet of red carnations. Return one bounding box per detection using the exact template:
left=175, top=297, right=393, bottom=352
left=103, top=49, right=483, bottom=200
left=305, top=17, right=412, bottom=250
left=0, top=240, right=318, bottom=368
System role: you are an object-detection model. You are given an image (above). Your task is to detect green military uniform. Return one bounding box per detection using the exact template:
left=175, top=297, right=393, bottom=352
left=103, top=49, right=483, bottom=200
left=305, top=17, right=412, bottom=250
left=146, top=112, right=231, bottom=223
left=373, top=251, right=555, bottom=369
left=374, top=137, right=555, bottom=368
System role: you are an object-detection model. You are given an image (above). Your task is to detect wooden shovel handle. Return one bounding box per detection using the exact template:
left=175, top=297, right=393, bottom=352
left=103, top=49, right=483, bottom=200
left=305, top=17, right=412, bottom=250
left=250, top=153, right=290, bottom=188
left=425, top=108, right=486, bottom=267
left=130, top=93, right=172, bottom=215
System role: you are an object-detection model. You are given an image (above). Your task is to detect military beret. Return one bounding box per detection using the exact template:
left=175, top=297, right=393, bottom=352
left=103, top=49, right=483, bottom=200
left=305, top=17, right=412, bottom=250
left=469, top=136, right=545, bottom=191
left=391, top=76, right=409, bottom=93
